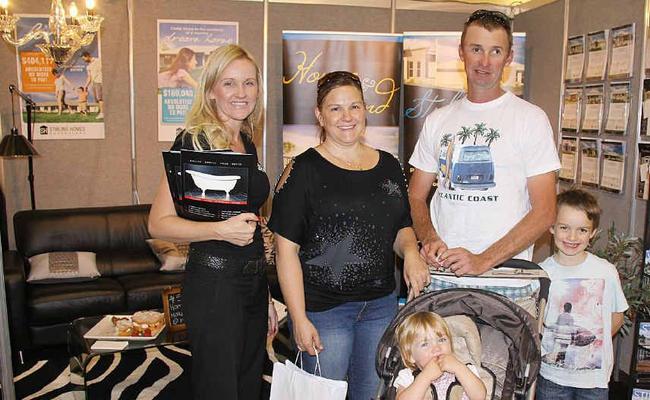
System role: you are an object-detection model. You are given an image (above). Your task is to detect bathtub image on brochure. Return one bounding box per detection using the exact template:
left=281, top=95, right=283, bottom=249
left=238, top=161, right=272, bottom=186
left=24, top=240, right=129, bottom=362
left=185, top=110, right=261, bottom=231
left=178, top=150, right=254, bottom=221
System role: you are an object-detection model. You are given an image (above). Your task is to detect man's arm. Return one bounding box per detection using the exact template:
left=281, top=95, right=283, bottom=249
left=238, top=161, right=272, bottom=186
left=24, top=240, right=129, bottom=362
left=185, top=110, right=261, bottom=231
left=441, top=171, right=557, bottom=276
left=408, top=168, right=447, bottom=266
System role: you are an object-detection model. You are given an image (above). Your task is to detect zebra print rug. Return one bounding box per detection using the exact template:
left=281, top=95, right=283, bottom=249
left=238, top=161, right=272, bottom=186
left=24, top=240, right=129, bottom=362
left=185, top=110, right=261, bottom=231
left=9, top=329, right=291, bottom=400
left=12, top=344, right=193, bottom=400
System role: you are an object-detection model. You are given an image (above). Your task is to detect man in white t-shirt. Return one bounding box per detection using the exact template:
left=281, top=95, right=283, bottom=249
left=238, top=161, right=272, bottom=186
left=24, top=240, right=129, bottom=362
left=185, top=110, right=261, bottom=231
left=82, top=51, right=104, bottom=119
left=408, top=9, right=561, bottom=307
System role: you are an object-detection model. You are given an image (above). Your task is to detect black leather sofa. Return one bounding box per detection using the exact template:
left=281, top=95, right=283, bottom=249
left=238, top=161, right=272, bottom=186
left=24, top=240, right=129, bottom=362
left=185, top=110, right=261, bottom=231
left=3, top=204, right=184, bottom=354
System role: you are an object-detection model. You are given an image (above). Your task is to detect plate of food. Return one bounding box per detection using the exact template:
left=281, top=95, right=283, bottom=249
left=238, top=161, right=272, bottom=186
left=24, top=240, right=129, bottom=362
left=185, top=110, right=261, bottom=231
left=84, top=311, right=166, bottom=341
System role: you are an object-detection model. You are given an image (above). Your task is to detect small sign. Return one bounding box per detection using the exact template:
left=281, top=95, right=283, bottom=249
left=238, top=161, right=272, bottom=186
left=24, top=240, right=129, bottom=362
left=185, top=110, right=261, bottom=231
left=162, top=286, right=186, bottom=332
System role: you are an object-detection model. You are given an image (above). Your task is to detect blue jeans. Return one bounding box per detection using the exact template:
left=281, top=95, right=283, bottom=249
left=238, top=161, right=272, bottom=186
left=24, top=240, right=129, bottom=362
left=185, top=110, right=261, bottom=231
left=290, top=293, right=398, bottom=400
left=536, top=376, right=608, bottom=400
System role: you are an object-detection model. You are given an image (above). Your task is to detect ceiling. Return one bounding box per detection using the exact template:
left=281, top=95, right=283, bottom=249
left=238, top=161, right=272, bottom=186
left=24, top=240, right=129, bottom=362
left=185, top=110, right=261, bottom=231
left=238, top=0, right=561, bottom=15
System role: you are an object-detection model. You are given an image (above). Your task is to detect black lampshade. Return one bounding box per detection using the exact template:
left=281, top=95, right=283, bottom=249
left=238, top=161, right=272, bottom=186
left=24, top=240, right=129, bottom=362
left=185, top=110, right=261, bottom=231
left=0, top=128, right=39, bottom=158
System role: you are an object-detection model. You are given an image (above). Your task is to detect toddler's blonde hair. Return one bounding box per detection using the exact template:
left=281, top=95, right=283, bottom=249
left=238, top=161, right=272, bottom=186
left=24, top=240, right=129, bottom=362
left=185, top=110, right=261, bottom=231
left=395, top=311, right=452, bottom=370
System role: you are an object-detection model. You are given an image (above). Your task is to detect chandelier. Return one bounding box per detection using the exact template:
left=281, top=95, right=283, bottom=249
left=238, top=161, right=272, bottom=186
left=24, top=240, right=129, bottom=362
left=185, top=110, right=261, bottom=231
left=0, top=0, right=103, bottom=67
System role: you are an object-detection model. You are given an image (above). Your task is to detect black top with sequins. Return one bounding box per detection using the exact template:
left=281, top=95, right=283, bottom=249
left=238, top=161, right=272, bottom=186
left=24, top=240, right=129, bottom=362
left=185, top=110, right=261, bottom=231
left=269, top=148, right=412, bottom=311
left=171, top=131, right=270, bottom=259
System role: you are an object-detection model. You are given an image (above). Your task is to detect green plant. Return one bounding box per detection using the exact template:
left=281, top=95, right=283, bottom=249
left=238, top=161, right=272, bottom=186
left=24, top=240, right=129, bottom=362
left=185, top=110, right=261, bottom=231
left=589, top=223, right=650, bottom=336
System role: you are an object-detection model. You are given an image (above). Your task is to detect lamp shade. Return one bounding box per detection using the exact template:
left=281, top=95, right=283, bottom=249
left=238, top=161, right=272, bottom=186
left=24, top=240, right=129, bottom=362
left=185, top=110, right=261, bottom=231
left=0, top=128, right=39, bottom=158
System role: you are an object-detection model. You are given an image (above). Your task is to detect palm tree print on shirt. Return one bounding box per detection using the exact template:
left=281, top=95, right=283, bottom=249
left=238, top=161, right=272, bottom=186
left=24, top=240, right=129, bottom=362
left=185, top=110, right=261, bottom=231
left=438, top=122, right=500, bottom=191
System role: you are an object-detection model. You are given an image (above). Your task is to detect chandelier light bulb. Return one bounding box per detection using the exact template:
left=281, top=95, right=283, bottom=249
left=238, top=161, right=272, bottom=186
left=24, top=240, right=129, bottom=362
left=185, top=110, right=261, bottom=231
left=0, top=0, right=9, bottom=10
left=69, top=1, right=78, bottom=18
left=85, top=0, right=95, bottom=11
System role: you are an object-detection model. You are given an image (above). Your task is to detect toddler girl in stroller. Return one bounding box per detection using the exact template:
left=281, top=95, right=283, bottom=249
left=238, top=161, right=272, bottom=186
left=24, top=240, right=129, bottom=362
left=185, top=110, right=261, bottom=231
left=376, top=260, right=549, bottom=400
left=393, top=311, right=486, bottom=399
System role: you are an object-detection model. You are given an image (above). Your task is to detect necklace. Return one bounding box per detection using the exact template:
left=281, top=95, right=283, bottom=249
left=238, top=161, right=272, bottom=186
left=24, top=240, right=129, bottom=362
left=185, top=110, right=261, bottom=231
left=320, top=145, right=364, bottom=171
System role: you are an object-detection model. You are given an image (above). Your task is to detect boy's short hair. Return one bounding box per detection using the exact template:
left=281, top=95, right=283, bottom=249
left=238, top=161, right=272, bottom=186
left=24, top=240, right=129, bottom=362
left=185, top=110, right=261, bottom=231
left=78, top=86, right=85, bottom=91
left=557, top=189, right=601, bottom=228
left=395, top=311, right=452, bottom=370
left=461, top=9, right=513, bottom=52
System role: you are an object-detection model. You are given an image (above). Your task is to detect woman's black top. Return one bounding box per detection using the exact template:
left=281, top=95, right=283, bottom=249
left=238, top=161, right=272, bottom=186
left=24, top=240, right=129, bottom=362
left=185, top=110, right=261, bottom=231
left=269, top=148, right=412, bottom=311
left=171, top=131, right=270, bottom=260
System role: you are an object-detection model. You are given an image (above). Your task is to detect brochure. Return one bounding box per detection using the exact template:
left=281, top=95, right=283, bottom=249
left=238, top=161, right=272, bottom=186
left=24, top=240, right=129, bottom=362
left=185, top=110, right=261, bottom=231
left=565, top=35, right=585, bottom=82
left=605, top=82, right=631, bottom=134
left=580, top=138, right=600, bottom=188
left=609, top=24, right=635, bottom=79
left=638, top=143, right=650, bottom=200
left=581, top=85, right=604, bottom=134
left=638, top=322, right=650, bottom=373
left=180, top=149, right=254, bottom=221
left=642, top=79, right=650, bottom=136
left=561, top=87, right=582, bottom=132
left=585, top=30, right=608, bottom=81
left=162, top=151, right=182, bottom=214
left=599, top=140, right=625, bottom=193
left=559, top=136, right=579, bottom=182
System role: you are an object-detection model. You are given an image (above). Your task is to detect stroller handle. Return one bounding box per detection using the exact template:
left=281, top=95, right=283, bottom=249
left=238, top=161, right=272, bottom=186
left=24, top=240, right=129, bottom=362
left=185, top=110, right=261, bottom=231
left=494, top=259, right=542, bottom=270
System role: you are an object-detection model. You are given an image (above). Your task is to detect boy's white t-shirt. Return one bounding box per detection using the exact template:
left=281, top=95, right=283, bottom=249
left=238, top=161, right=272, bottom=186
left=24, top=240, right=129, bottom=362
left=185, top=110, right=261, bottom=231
left=539, top=253, right=628, bottom=388
left=409, top=91, right=560, bottom=287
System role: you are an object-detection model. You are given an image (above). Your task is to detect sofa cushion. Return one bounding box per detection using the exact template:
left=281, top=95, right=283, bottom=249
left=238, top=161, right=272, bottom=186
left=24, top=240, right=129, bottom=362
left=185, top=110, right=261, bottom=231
left=146, top=239, right=189, bottom=272
left=28, top=278, right=125, bottom=325
left=27, top=251, right=100, bottom=283
left=116, top=273, right=184, bottom=312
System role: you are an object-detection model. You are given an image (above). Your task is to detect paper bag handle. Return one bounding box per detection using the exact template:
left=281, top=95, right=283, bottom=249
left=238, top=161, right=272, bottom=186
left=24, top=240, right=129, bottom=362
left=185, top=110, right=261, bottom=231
left=294, top=346, right=322, bottom=376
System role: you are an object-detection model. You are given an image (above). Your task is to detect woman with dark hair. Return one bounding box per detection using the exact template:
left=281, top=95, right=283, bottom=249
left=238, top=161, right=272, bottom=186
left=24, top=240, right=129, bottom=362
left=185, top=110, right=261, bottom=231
left=158, top=47, right=199, bottom=89
left=149, top=44, right=277, bottom=400
left=269, top=70, right=429, bottom=400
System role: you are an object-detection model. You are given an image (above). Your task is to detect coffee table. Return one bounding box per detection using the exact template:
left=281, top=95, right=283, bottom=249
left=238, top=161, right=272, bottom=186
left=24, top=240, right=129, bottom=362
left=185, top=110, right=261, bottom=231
left=67, top=314, right=188, bottom=394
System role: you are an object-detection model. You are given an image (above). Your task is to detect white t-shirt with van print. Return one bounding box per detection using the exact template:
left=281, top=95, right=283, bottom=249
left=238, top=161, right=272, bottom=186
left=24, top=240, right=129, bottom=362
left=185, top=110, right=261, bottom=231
left=409, top=91, right=561, bottom=287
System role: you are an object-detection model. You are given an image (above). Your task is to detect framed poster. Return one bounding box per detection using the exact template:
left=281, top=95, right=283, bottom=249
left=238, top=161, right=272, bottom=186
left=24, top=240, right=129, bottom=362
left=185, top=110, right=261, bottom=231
left=605, top=82, right=631, bottom=134
left=637, top=143, right=650, bottom=200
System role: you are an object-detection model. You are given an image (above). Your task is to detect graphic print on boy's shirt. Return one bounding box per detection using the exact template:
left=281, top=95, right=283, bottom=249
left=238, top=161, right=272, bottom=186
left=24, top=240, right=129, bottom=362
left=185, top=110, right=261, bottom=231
left=541, top=278, right=605, bottom=371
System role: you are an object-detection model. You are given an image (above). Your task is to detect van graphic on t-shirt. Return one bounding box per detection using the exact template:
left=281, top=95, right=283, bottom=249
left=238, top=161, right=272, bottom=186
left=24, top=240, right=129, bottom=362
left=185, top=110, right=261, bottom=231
left=438, top=123, right=500, bottom=190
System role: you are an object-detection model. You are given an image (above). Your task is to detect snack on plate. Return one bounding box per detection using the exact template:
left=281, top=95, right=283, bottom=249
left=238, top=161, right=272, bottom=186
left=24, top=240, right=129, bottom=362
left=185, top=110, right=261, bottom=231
left=113, top=318, right=133, bottom=336
left=131, top=311, right=165, bottom=337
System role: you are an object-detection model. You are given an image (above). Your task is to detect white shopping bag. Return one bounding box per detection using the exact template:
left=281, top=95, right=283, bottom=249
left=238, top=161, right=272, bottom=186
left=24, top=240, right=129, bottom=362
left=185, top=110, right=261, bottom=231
left=269, top=352, right=347, bottom=400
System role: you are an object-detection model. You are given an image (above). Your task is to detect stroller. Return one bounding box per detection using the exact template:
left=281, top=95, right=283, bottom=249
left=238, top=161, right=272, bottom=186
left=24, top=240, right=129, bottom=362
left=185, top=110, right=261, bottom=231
left=375, top=259, right=550, bottom=400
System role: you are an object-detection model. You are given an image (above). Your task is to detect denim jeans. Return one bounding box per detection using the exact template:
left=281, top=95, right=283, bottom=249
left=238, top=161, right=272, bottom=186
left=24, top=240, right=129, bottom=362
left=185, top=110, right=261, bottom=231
left=290, top=293, right=398, bottom=400
left=536, top=376, right=608, bottom=400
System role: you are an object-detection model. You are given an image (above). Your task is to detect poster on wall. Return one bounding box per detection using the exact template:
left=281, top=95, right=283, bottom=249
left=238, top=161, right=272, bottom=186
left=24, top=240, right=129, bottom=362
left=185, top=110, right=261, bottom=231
left=561, top=87, right=581, bottom=133
left=585, top=30, right=608, bottom=82
left=599, top=140, right=625, bottom=193
left=401, top=32, right=526, bottom=173
left=282, top=31, right=402, bottom=165
left=637, top=322, right=650, bottom=373
left=581, top=85, right=604, bottom=134
left=637, top=143, right=650, bottom=200
left=565, top=35, right=585, bottom=82
left=15, top=15, right=104, bottom=139
left=605, top=82, right=631, bottom=134
left=157, top=20, right=238, bottom=142
left=559, top=136, right=579, bottom=182
left=608, top=23, right=635, bottom=80
left=632, top=387, right=650, bottom=400
left=579, top=138, right=599, bottom=188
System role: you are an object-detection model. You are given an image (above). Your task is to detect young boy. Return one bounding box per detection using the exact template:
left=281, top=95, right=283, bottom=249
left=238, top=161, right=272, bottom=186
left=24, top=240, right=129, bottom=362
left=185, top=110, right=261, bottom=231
left=76, top=86, right=88, bottom=115
left=536, top=189, right=628, bottom=400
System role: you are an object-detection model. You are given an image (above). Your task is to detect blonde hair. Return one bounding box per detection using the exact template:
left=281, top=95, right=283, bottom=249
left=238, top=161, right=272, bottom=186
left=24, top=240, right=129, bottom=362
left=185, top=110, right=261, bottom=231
left=395, top=312, right=452, bottom=370
left=184, top=44, right=264, bottom=150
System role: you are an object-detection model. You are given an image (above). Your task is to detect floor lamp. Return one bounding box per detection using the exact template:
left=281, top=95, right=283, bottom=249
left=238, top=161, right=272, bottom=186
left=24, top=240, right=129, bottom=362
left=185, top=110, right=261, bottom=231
left=0, top=84, right=39, bottom=210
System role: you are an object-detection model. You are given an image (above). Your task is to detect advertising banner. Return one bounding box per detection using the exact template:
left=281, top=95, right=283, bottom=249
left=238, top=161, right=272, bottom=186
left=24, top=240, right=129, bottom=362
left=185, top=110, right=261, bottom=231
left=282, top=31, right=402, bottom=165
left=158, top=20, right=238, bottom=141
left=15, top=15, right=104, bottom=140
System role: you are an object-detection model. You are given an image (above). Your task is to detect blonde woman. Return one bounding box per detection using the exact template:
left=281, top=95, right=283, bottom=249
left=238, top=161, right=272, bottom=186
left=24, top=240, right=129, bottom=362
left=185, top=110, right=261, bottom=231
left=149, top=44, right=277, bottom=400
